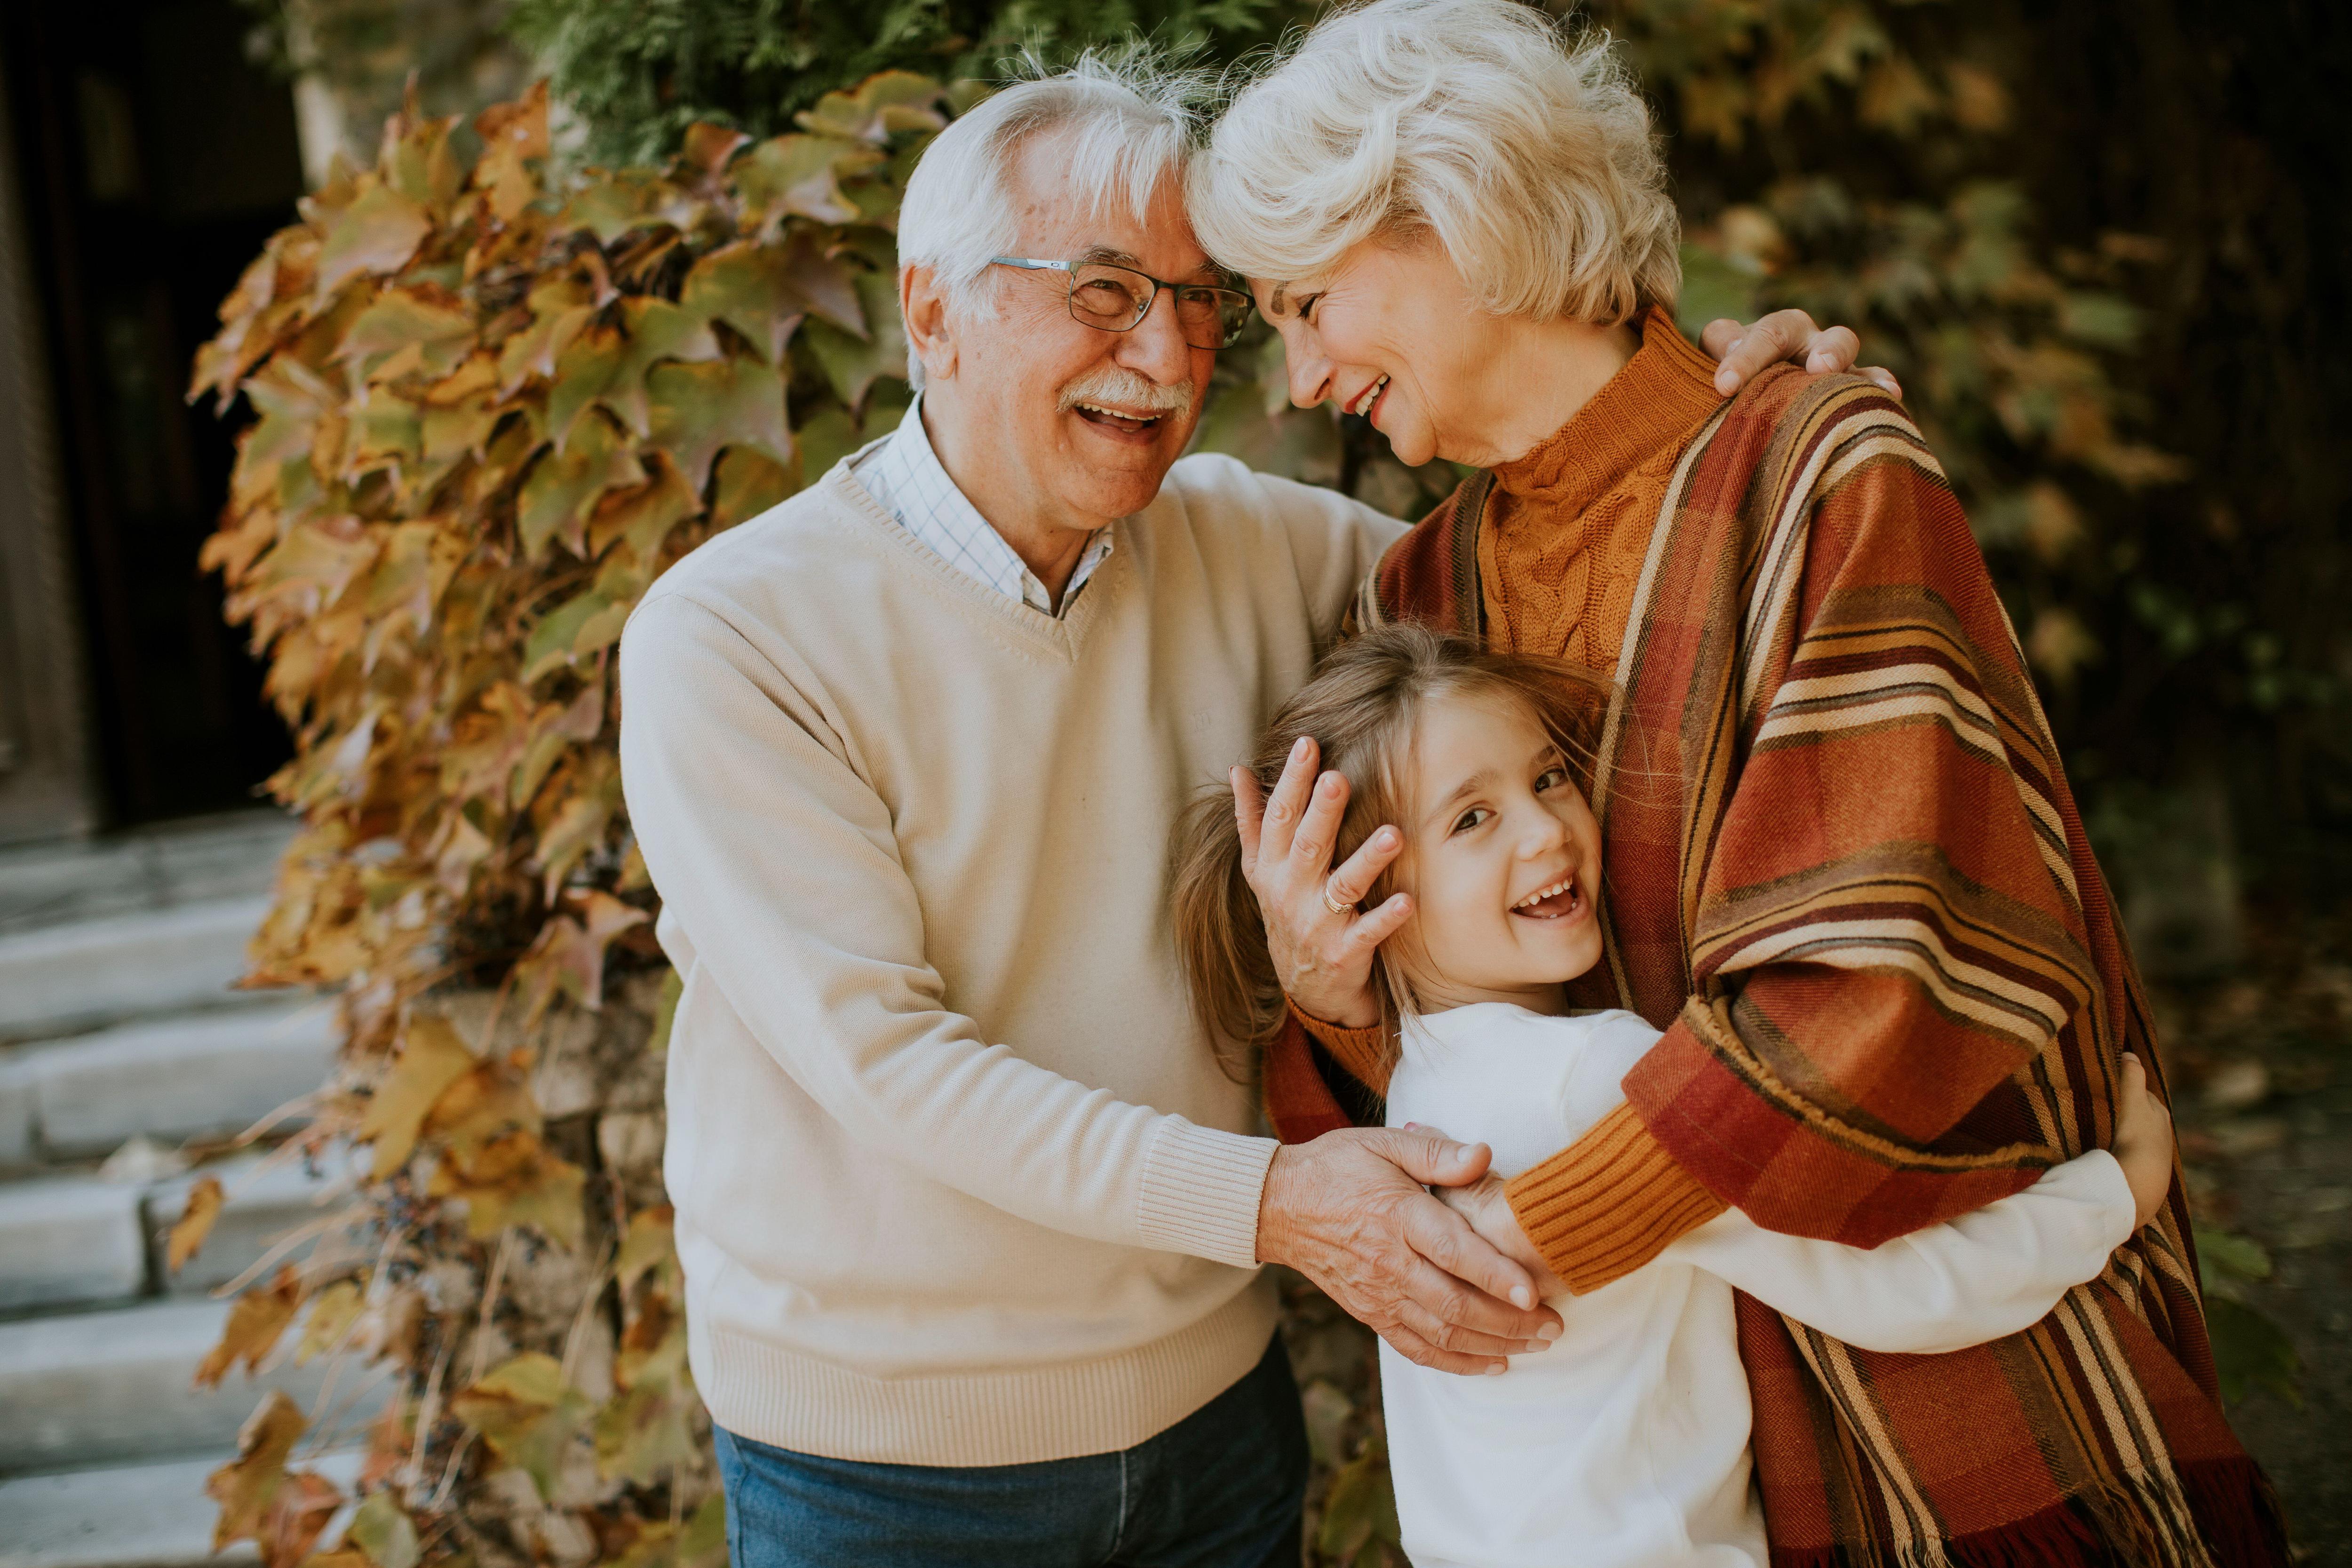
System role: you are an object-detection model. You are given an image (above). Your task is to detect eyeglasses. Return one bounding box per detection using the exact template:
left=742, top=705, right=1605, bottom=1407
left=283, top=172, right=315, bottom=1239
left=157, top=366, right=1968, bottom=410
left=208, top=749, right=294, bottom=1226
left=991, top=256, right=1255, bottom=350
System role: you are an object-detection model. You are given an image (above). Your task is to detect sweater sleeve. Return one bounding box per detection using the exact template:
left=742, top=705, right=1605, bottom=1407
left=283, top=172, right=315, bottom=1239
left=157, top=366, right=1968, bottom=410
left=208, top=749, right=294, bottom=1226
left=1214, top=457, right=1407, bottom=641
left=1659, top=1151, right=2135, bottom=1354
left=1287, top=1000, right=1393, bottom=1095
left=1510, top=389, right=2110, bottom=1289
left=619, top=592, right=1276, bottom=1269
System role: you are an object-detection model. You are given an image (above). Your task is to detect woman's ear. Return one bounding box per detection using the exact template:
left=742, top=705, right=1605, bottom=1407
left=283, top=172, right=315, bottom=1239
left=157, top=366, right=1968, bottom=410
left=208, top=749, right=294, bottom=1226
left=900, top=264, right=958, bottom=384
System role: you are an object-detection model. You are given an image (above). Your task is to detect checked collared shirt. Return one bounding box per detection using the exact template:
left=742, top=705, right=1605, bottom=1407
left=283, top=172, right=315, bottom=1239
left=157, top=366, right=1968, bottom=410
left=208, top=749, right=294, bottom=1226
left=852, top=396, right=1113, bottom=618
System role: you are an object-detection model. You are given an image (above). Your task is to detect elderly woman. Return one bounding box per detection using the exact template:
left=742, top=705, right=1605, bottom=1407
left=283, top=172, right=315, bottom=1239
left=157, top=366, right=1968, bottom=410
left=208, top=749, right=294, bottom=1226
left=1187, top=2, right=2283, bottom=1564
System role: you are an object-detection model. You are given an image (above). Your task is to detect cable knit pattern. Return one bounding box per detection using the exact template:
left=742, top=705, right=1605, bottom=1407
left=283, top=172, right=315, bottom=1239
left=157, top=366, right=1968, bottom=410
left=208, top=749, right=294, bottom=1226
left=1480, top=304, right=1724, bottom=677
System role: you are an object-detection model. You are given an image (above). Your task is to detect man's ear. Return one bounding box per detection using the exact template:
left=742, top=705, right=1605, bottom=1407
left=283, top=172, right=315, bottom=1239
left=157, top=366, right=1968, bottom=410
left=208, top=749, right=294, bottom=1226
left=900, top=264, right=958, bottom=384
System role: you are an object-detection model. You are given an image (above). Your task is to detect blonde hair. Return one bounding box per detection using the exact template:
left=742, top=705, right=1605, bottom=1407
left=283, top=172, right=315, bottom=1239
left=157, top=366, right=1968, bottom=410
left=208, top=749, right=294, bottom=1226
left=1186, top=0, right=1681, bottom=325
left=1170, top=625, right=1611, bottom=1084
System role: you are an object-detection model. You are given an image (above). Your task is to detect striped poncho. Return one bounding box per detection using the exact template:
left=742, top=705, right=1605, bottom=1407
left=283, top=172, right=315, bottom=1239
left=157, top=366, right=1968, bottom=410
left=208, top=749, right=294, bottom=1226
left=1263, top=358, right=2287, bottom=1565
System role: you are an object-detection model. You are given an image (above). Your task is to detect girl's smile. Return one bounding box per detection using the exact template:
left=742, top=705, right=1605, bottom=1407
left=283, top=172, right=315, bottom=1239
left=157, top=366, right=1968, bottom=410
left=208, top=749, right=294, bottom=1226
left=1393, top=692, right=1605, bottom=1015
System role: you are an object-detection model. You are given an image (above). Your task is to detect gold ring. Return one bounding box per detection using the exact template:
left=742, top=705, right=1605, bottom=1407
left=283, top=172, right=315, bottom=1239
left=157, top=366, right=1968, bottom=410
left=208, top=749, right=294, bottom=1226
left=1322, top=878, right=1355, bottom=916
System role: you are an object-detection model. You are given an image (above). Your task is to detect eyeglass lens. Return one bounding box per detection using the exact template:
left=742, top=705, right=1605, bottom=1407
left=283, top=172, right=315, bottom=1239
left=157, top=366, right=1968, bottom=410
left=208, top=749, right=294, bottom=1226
left=1066, top=264, right=1252, bottom=349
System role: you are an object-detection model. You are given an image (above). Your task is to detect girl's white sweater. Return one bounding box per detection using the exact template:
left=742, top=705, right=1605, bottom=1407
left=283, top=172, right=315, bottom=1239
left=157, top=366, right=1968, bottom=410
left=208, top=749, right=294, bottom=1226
left=1381, top=1003, right=2135, bottom=1568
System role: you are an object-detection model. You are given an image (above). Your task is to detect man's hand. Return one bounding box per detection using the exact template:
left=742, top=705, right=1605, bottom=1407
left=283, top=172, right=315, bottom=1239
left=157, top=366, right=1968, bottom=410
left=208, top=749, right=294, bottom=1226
left=1258, top=1127, right=1563, bottom=1374
left=2112, top=1052, right=2177, bottom=1229
left=1701, top=309, right=1903, bottom=400
left=1232, top=736, right=1405, bottom=1029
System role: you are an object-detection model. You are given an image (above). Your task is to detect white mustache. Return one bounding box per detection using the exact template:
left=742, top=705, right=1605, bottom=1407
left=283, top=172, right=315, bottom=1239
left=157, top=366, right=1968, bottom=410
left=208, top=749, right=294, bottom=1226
left=1057, top=365, right=1196, bottom=419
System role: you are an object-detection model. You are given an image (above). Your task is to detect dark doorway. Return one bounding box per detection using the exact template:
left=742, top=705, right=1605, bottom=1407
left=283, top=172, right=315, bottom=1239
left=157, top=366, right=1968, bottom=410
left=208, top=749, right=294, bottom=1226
left=3, top=0, right=302, bottom=827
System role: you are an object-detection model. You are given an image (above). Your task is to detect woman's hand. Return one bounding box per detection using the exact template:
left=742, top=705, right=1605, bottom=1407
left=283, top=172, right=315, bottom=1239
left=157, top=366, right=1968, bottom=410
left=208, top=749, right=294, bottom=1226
left=1701, top=310, right=1902, bottom=400
left=2112, top=1052, right=2178, bottom=1229
left=1232, top=737, right=1410, bottom=1029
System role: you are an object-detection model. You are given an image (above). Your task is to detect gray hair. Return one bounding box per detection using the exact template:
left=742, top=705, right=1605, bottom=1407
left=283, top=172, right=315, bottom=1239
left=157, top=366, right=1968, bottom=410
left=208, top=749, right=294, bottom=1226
left=897, top=53, right=1202, bottom=387
left=1187, top=0, right=1681, bottom=325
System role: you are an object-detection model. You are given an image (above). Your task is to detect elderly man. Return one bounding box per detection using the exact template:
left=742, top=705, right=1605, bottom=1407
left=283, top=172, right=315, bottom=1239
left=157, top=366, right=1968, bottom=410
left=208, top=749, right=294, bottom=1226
left=618, top=58, right=1868, bottom=1568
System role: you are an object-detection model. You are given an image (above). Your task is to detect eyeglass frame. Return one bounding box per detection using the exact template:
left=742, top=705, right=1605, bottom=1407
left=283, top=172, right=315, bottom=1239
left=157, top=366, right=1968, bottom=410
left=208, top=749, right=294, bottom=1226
left=989, top=256, right=1256, bottom=350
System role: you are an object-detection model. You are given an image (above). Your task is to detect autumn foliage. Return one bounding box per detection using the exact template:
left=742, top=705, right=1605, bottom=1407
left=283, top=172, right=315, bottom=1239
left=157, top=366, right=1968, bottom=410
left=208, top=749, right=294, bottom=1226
left=183, top=4, right=2309, bottom=1562
left=185, top=73, right=945, bottom=1568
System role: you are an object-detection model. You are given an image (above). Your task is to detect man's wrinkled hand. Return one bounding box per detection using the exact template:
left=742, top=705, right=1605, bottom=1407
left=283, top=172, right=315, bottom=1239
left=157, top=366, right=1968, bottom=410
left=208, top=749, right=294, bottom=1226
left=1701, top=309, right=1902, bottom=400
left=1257, top=1127, right=1563, bottom=1375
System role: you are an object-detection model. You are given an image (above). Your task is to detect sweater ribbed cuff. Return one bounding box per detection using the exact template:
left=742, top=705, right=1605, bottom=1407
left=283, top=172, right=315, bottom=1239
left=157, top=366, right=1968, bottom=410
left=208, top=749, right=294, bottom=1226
left=1505, top=1102, right=1726, bottom=1294
left=1136, top=1117, right=1280, bottom=1270
left=1285, top=996, right=1393, bottom=1094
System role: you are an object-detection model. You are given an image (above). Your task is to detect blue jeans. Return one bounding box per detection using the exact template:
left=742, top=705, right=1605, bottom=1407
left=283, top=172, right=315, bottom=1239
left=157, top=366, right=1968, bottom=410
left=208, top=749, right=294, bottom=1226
left=714, top=1334, right=1309, bottom=1568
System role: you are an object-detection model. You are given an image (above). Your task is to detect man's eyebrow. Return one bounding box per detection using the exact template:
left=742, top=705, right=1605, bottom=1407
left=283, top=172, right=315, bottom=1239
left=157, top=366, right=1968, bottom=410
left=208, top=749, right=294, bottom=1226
left=1071, top=244, right=1223, bottom=283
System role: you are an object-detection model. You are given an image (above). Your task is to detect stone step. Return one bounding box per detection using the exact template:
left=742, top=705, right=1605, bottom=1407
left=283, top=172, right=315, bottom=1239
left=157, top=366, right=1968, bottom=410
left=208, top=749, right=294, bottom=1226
left=0, top=812, right=296, bottom=939
left=0, top=1448, right=365, bottom=1568
left=0, top=1298, right=391, bottom=1473
left=0, top=999, right=337, bottom=1165
left=0, top=1176, right=145, bottom=1314
left=0, top=897, right=278, bottom=1044
left=0, top=1148, right=354, bottom=1315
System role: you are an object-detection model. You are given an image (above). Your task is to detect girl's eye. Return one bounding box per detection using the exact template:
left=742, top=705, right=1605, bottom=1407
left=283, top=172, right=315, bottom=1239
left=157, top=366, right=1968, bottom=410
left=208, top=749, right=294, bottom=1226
left=1534, top=767, right=1569, bottom=793
left=1450, top=806, right=1491, bottom=836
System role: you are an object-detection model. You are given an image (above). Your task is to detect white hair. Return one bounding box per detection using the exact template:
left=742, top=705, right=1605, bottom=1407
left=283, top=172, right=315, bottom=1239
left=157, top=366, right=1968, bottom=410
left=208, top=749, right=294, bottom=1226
left=1187, top=0, right=1681, bottom=325
left=896, top=54, right=1202, bottom=387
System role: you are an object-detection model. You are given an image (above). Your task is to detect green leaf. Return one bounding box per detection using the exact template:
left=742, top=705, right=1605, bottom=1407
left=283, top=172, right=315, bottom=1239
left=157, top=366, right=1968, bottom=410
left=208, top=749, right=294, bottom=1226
left=710, top=444, right=797, bottom=528
left=2058, top=292, right=2143, bottom=350
left=345, top=1491, right=420, bottom=1568
left=1674, top=244, right=1761, bottom=342
left=338, top=286, right=475, bottom=381
left=802, top=269, right=907, bottom=412
left=450, top=1352, right=594, bottom=1502
left=734, top=135, right=883, bottom=228
left=603, top=299, right=725, bottom=436
left=2205, top=1295, right=2302, bottom=1407
left=517, top=413, right=644, bottom=559
left=2194, top=1225, right=2273, bottom=1288
left=645, top=354, right=792, bottom=491
left=776, top=231, right=868, bottom=338
left=1317, top=1441, right=1400, bottom=1561
left=681, top=240, right=810, bottom=362
left=314, top=183, right=431, bottom=298
left=678, top=1495, right=728, bottom=1568
left=647, top=969, right=684, bottom=1058
left=594, top=1382, right=698, bottom=1486
left=523, top=589, right=620, bottom=684
left=795, top=71, right=946, bottom=143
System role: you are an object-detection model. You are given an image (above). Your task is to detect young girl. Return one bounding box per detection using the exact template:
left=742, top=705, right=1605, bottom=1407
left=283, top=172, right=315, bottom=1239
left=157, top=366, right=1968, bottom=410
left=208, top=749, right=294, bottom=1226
left=1173, top=626, right=2176, bottom=1568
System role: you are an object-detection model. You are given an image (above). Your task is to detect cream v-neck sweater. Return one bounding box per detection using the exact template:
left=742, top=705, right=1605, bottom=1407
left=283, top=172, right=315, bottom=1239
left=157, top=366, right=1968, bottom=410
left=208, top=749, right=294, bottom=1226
left=618, top=450, right=1401, bottom=1466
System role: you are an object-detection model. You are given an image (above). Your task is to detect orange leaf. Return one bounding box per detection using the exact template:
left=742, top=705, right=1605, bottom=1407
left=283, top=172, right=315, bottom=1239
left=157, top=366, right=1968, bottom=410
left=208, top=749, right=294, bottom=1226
left=166, top=1174, right=225, bottom=1274
left=205, top=1389, right=307, bottom=1547
left=195, top=1267, right=305, bottom=1388
left=429, top=1127, right=586, bottom=1245
left=355, top=1016, right=477, bottom=1179
left=257, top=1469, right=344, bottom=1568
left=474, top=81, right=550, bottom=225
left=677, top=122, right=750, bottom=181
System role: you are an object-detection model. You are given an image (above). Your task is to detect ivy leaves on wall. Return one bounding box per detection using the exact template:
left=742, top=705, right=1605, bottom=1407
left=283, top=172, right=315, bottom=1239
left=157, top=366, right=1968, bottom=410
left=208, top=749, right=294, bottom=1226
left=190, top=73, right=938, bottom=1568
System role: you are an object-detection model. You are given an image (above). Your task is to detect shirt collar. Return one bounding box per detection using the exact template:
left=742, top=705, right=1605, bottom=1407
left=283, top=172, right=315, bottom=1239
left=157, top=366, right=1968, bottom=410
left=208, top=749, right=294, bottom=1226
left=854, top=395, right=1114, bottom=617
